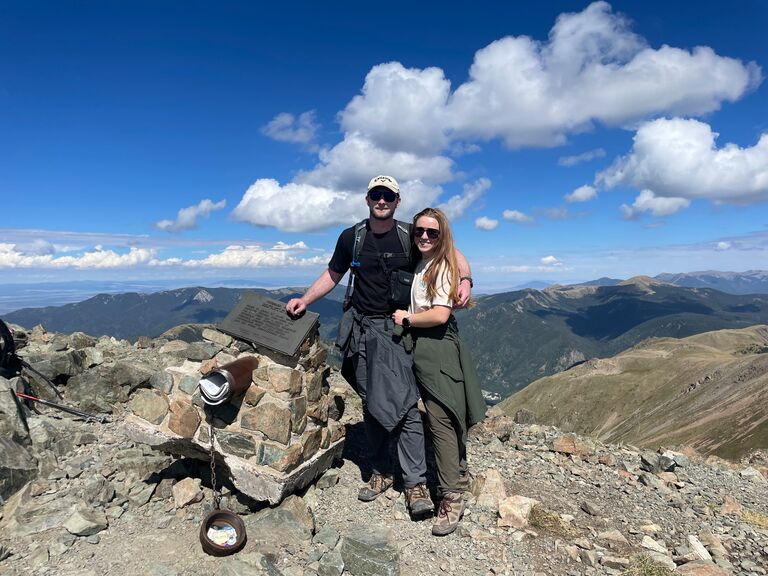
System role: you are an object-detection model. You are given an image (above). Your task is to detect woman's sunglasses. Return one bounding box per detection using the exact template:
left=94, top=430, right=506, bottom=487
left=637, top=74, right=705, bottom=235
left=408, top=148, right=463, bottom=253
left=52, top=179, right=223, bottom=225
left=414, top=227, right=440, bottom=240
left=367, top=188, right=399, bottom=202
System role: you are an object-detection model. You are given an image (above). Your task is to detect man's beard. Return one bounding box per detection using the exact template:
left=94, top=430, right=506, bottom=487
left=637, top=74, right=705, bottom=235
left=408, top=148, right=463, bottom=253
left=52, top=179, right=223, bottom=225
left=370, top=207, right=394, bottom=221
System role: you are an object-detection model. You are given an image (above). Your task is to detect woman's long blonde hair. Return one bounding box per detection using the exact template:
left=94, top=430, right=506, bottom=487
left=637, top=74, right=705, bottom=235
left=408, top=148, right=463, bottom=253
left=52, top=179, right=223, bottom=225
left=413, top=207, right=460, bottom=304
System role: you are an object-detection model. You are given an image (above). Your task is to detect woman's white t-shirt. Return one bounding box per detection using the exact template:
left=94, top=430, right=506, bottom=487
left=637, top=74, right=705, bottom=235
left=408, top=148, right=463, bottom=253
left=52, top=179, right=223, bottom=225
left=409, top=257, right=454, bottom=314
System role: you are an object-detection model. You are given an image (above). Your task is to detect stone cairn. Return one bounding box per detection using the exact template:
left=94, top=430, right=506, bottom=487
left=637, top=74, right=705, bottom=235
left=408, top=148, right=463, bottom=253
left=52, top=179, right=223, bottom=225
left=124, top=327, right=345, bottom=504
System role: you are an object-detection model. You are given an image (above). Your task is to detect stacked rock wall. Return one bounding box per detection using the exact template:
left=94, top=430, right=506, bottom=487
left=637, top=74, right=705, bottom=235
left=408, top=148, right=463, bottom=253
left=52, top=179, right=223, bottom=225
left=124, top=327, right=345, bottom=504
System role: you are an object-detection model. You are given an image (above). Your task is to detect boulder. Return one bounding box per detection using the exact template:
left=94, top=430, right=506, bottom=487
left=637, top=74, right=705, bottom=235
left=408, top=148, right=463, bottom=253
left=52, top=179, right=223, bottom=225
left=0, top=437, right=37, bottom=499
left=497, top=495, right=539, bottom=528
left=128, top=389, right=169, bottom=425
left=341, top=525, right=399, bottom=576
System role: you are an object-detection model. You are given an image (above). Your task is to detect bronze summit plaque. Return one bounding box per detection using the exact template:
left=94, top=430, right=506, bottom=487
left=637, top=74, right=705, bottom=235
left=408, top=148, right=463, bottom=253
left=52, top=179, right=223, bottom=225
left=218, top=292, right=319, bottom=357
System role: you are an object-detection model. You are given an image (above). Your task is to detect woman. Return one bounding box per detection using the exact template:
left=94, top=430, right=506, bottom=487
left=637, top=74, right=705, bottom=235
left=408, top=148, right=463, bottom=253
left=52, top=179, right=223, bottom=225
left=392, top=207, right=486, bottom=536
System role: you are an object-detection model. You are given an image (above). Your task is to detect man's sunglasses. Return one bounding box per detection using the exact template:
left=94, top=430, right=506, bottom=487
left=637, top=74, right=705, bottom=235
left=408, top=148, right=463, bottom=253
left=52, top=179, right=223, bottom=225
left=414, top=227, right=440, bottom=240
left=367, top=188, right=399, bottom=203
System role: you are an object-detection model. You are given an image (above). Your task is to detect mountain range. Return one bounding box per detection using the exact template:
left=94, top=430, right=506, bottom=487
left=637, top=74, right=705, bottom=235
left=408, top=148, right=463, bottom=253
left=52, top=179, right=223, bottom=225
left=5, top=274, right=768, bottom=398
left=455, top=277, right=768, bottom=397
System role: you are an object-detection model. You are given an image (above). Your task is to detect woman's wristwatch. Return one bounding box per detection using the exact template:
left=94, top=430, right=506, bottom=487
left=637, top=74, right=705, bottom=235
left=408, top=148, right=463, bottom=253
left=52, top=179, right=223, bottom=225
left=460, top=276, right=474, bottom=288
left=402, top=315, right=411, bottom=329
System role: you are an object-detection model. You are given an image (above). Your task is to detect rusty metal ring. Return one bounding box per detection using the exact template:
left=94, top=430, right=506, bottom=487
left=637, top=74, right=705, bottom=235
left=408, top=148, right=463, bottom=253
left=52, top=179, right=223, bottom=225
left=199, top=509, right=247, bottom=556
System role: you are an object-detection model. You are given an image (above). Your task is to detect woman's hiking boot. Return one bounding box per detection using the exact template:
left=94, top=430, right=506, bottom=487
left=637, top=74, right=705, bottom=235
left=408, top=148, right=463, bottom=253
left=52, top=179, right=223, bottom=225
left=358, top=473, right=393, bottom=502
left=432, top=492, right=464, bottom=536
left=404, top=483, right=433, bottom=518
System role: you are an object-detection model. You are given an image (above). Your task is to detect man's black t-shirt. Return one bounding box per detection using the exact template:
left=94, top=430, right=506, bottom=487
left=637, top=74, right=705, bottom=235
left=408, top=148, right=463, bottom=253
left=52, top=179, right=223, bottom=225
left=329, top=221, right=415, bottom=315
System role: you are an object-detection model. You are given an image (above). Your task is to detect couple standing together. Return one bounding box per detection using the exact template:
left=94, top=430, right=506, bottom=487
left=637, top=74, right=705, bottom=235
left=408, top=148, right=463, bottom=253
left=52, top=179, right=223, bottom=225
left=286, top=175, right=485, bottom=536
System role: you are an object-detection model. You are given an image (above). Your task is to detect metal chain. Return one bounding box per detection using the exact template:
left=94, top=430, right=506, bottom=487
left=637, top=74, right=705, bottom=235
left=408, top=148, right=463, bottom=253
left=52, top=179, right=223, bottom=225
left=209, top=423, right=221, bottom=510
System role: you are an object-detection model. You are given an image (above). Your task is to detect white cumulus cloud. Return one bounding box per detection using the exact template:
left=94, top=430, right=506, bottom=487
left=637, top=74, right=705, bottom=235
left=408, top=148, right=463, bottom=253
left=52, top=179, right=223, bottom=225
left=620, top=189, right=691, bottom=219
left=340, top=63, right=451, bottom=156
left=155, top=199, right=227, bottom=233
left=262, top=111, right=319, bottom=145
left=475, top=216, right=499, bottom=231
left=176, top=245, right=327, bottom=268
left=541, top=255, right=561, bottom=266
left=565, top=185, right=598, bottom=203
left=0, top=245, right=157, bottom=269
left=502, top=210, right=534, bottom=223
left=716, top=241, right=731, bottom=251
left=235, top=2, right=760, bottom=233
left=438, top=178, right=491, bottom=219
left=445, top=2, right=760, bottom=148
left=599, top=118, right=768, bottom=203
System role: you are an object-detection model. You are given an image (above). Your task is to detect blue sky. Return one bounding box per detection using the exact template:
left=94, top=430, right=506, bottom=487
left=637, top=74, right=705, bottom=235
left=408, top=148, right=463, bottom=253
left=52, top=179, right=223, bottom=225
left=2, top=0, right=767, bottom=293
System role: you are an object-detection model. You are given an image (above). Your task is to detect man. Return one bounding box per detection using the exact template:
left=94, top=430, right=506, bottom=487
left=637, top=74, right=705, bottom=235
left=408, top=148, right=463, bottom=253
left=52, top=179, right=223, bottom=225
left=286, top=175, right=472, bottom=518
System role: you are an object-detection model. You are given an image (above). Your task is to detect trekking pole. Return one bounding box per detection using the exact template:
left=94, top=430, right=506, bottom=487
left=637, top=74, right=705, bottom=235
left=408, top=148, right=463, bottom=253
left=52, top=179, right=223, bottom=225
left=19, top=360, right=65, bottom=399
left=13, top=391, right=108, bottom=424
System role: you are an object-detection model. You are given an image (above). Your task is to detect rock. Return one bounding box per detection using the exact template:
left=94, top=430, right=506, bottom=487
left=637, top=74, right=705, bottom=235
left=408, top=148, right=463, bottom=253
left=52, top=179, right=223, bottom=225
left=318, top=549, right=344, bottom=576
left=68, top=332, right=96, bottom=350
left=128, top=389, right=169, bottom=425
left=178, top=374, right=198, bottom=395
left=720, top=495, right=742, bottom=516
left=580, top=550, right=600, bottom=566
left=740, top=466, right=767, bottom=482
left=0, top=437, right=38, bottom=499
left=514, top=408, right=536, bottom=424
left=580, top=500, right=601, bottom=516
left=172, top=478, right=203, bottom=508
left=291, top=395, right=308, bottom=434
left=687, top=535, right=713, bottom=562
left=639, top=472, right=666, bottom=489
left=64, top=507, right=108, bottom=536
left=552, top=433, right=594, bottom=456
left=202, top=328, right=233, bottom=347
left=598, top=529, right=629, bottom=546
left=159, top=340, right=190, bottom=355
left=82, top=477, right=115, bottom=506
left=266, top=364, right=302, bottom=396
left=313, top=525, right=340, bottom=548
left=167, top=396, right=200, bottom=438
left=341, top=524, right=399, bottom=576
left=640, top=452, right=662, bottom=473
left=640, top=535, right=668, bottom=554
left=316, top=469, right=340, bottom=490
left=185, top=342, right=221, bottom=361
left=0, top=376, right=28, bottom=443
left=249, top=494, right=315, bottom=543
left=471, top=469, right=507, bottom=509
left=699, top=532, right=728, bottom=560
left=240, top=397, right=292, bottom=445
left=600, top=556, right=629, bottom=569
left=497, top=495, right=539, bottom=528
left=243, top=385, right=266, bottom=407
left=128, top=482, right=156, bottom=508
left=216, top=430, right=260, bottom=459
left=676, top=560, right=731, bottom=575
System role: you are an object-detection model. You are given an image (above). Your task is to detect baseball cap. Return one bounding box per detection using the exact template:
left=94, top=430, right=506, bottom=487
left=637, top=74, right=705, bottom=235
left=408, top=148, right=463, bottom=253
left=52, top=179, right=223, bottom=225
left=367, top=175, right=400, bottom=195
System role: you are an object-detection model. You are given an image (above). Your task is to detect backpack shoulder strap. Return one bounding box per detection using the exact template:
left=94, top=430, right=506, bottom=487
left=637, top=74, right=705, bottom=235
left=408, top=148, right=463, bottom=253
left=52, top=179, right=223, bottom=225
left=351, top=220, right=368, bottom=268
left=343, top=220, right=368, bottom=310
left=394, top=220, right=412, bottom=258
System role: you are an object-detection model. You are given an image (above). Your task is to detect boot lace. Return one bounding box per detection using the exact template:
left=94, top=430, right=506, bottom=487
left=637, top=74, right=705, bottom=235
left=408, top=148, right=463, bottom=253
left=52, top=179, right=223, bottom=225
left=407, top=483, right=429, bottom=502
left=437, top=497, right=454, bottom=519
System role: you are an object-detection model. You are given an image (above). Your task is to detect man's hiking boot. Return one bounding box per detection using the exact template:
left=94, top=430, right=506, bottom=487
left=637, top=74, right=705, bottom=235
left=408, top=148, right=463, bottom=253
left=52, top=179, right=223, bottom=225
left=404, top=483, right=433, bottom=517
left=432, top=492, right=464, bottom=536
left=358, top=473, right=393, bottom=502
